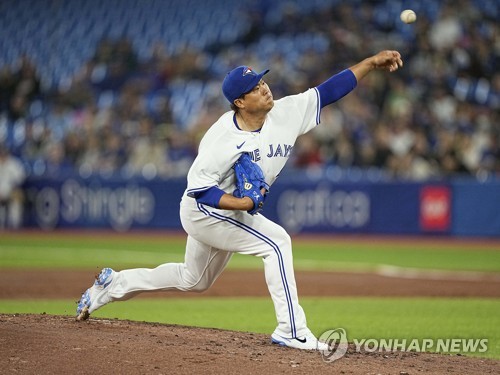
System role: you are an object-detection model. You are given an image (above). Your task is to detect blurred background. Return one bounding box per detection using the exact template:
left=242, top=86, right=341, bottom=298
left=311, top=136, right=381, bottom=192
left=0, top=0, right=498, bottom=235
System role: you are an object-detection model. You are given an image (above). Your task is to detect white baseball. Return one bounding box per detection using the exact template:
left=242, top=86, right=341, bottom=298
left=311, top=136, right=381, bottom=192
left=400, top=9, right=417, bottom=24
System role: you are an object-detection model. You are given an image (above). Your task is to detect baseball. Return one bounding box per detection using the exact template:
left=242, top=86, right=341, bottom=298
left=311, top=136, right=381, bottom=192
left=400, top=9, right=417, bottom=24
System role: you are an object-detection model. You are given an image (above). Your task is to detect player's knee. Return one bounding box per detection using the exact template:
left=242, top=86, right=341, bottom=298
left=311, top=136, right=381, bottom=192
left=181, top=273, right=212, bottom=292
left=262, top=229, right=292, bottom=261
left=185, top=280, right=211, bottom=293
left=275, top=228, right=292, bottom=251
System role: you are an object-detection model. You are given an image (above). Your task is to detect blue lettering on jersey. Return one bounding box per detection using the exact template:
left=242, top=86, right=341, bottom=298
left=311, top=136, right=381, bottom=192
left=267, top=144, right=293, bottom=158
left=250, top=149, right=261, bottom=162
left=250, top=145, right=292, bottom=162
left=254, top=148, right=261, bottom=161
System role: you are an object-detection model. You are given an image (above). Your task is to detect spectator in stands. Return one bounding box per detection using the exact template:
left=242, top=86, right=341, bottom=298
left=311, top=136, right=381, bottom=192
left=124, top=116, right=169, bottom=178
left=4, top=55, right=41, bottom=121
left=292, top=133, right=323, bottom=168
left=0, top=0, right=497, bottom=181
left=42, top=142, right=72, bottom=177
left=0, top=145, right=26, bottom=229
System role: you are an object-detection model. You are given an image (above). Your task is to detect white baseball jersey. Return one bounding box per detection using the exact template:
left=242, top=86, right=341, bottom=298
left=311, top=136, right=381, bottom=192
left=106, top=88, right=322, bottom=340
left=185, top=88, right=320, bottom=198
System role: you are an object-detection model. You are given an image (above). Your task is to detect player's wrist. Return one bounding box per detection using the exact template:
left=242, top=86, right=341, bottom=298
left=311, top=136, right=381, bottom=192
left=365, top=56, right=378, bottom=70
left=241, top=196, right=255, bottom=211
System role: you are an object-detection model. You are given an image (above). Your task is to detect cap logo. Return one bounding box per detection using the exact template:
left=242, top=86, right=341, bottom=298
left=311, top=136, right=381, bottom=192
left=243, top=67, right=256, bottom=76
left=222, top=66, right=269, bottom=103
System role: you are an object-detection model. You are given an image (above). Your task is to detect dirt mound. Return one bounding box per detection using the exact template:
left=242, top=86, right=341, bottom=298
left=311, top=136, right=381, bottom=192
left=1, top=314, right=498, bottom=375
left=2, top=266, right=499, bottom=373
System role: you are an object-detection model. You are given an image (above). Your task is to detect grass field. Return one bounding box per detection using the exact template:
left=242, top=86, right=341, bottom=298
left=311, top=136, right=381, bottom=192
left=1, top=232, right=500, bottom=272
left=1, top=231, right=499, bottom=359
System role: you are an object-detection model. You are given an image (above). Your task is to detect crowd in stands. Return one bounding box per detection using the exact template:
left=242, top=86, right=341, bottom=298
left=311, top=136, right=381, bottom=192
left=0, top=0, right=498, bottom=182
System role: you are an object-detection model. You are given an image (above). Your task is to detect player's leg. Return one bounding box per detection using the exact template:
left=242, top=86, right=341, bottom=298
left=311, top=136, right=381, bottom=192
left=77, top=235, right=232, bottom=319
left=236, top=216, right=310, bottom=340
left=109, top=235, right=232, bottom=300
left=190, top=208, right=310, bottom=340
left=207, top=211, right=327, bottom=349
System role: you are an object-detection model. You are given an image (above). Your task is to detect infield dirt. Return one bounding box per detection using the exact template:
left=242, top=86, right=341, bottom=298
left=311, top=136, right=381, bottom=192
left=2, top=313, right=500, bottom=375
left=1, top=268, right=500, bottom=374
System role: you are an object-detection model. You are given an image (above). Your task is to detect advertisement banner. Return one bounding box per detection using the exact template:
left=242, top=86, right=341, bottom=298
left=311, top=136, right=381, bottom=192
left=23, top=176, right=185, bottom=231
left=452, top=181, right=500, bottom=237
left=262, top=181, right=422, bottom=234
left=419, top=186, right=452, bottom=232
left=20, top=174, right=499, bottom=237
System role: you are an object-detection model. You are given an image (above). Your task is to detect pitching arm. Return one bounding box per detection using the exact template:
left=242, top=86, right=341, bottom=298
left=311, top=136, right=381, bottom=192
left=349, top=50, right=403, bottom=81
left=316, top=69, right=358, bottom=108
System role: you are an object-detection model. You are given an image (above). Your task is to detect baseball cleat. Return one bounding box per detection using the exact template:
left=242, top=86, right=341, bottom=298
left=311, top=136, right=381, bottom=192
left=76, top=268, right=115, bottom=321
left=271, top=331, right=329, bottom=351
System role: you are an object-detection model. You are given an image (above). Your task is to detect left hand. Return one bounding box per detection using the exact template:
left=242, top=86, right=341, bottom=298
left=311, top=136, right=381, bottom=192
left=233, top=153, right=269, bottom=215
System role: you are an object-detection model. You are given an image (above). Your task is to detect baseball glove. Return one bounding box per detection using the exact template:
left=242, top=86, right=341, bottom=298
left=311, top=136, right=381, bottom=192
left=233, top=153, right=269, bottom=215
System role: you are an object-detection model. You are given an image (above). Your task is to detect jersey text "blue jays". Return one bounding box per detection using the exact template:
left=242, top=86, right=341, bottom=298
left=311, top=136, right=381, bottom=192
left=267, top=144, right=293, bottom=158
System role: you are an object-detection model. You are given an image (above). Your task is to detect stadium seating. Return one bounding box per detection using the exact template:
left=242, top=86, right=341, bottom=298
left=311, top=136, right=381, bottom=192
left=0, top=0, right=497, bottom=180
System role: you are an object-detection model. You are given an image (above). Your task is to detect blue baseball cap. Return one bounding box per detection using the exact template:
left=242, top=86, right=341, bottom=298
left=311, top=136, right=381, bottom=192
left=222, top=66, right=270, bottom=103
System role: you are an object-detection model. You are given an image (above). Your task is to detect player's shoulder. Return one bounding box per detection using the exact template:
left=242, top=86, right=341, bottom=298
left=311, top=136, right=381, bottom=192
left=198, top=111, right=238, bottom=147
left=273, top=88, right=317, bottom=109
left=271, top=88, right=318, bottom=114
left=208, top=111, right=234, bottom=131
left=200, top=111, right=233, bottom=138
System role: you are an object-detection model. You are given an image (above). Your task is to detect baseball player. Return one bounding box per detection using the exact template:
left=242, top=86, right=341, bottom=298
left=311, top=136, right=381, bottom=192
left=77, top=50, right=403, bottom=350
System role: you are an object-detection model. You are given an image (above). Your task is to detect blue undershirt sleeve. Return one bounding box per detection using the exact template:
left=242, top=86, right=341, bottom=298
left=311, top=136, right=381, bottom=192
left=316, top=69, right=358, bottom=108
left=194, top=186, right=226, bottom=208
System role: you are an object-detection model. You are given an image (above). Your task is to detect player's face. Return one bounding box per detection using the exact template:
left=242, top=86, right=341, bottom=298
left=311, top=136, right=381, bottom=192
left=240, top=79, right=274, bottom=112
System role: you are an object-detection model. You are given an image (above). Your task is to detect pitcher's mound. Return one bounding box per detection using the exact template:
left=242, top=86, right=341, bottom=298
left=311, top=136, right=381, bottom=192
left=1, top=313, right=499, bottom=374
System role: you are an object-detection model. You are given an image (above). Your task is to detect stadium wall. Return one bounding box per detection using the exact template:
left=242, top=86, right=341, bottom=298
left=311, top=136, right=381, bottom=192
left=22, top=175, right=500, bottom=237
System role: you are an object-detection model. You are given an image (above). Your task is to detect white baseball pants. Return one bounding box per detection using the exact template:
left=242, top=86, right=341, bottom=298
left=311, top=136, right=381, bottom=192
left=107, top=196, right=309, bottom=338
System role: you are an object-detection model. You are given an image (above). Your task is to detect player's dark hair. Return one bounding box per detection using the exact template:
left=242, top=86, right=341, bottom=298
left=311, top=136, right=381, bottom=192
left=231, top=92, right=247, bottom=113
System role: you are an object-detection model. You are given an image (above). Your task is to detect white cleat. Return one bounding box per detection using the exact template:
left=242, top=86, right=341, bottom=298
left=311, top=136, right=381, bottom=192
left=271, top=331, right=329, bottom=351
left=76, top=268, right=115, bottom=321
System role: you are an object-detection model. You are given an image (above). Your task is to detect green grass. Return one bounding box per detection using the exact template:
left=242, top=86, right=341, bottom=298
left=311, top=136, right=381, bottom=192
left=0, top=297, right=498, bottom=359
left=1, top=232, right=499, bottom=360
left=1, top=232, right=500, bottom=272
